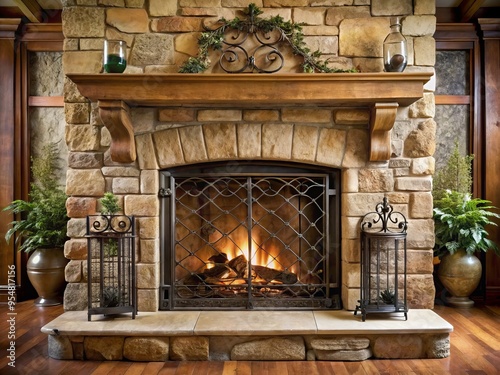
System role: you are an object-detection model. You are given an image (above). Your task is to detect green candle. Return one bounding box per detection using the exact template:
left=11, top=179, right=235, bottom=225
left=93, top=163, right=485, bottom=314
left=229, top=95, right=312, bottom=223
left=104, top=53, right=127, bottom=73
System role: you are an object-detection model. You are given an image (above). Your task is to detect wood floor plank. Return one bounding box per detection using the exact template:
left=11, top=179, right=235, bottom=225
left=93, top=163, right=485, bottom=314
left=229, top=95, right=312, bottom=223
left=1, top=300, right=500, bottom=374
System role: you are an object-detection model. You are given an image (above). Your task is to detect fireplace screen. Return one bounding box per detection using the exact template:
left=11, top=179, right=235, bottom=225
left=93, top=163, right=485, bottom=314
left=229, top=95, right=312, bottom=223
left=159, top=163, right=340, bottom=310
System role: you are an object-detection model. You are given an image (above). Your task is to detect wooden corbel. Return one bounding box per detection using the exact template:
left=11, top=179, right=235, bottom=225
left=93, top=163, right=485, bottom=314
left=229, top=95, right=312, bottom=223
left=98, top=100, right=136, bottom=163
left=369, top=103, right=399, bottom=161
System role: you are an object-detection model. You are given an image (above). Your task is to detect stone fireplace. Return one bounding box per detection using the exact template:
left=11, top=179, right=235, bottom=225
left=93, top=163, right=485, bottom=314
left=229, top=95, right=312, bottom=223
left=61, top=1, right=437, bottom=314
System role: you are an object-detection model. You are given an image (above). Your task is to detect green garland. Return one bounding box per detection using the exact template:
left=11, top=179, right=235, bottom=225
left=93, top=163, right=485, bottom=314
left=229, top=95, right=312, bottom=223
left=179, top=3, right=357, bottom=74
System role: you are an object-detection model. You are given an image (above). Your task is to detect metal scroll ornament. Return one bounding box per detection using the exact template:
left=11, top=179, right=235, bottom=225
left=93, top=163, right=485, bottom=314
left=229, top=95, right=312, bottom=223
left=178, top=3, right=358, bottom=74
left=87, top=214, right=134, bottom=235
left=360, top=197, right=407, bottom=235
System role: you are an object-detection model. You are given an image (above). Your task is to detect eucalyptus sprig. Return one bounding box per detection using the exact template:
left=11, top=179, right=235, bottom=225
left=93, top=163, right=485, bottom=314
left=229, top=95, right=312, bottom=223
left=179, top=3, right=357, bottom=74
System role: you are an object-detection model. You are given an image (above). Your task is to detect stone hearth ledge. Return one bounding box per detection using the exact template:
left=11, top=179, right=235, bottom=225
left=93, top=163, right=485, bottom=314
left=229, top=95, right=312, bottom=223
left=42, top=310, right=453, bottom=361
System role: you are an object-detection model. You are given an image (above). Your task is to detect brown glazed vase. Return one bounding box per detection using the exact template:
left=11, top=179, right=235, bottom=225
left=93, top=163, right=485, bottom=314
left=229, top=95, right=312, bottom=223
left=437, top=249, right=482, bottom=308
left=27, top=248, right=69, bottom=306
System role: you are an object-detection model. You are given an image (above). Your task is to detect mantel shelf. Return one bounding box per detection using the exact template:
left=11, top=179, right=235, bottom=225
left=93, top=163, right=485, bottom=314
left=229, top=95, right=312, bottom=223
left=68, top=72, right=432, bottom=163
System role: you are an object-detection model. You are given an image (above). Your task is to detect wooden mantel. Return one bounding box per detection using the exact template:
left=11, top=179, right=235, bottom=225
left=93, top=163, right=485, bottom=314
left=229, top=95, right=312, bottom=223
left=67, top=73, right=432, bottom=163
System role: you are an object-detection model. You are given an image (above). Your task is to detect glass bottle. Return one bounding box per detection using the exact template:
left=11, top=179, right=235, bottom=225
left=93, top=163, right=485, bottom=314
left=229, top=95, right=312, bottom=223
left=383, top=17, right=407, bottom=72
left=103, top=40, right=127, bottom=73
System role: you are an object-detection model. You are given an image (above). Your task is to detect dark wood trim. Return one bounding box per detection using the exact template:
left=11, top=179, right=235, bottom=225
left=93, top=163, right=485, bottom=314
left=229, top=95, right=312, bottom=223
left=28, top=96, right=64, bottom=107
left=434, top=24, right=482, bottom=198
left=435, top=95, right=471, bottom=105
left=459, top=0, right=486, bottom=22
left=0, top=19, right=22, bottom=304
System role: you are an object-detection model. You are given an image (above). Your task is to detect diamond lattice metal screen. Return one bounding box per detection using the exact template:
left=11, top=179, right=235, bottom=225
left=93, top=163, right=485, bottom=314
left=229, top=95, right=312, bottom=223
left=160, top=164, right=340, bottom=310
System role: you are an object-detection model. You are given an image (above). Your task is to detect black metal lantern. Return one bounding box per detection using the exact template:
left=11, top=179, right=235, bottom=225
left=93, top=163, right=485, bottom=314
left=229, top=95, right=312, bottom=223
left=355, top=198, right=408, bottom=321
left=86, top=214, right=137, bottom=321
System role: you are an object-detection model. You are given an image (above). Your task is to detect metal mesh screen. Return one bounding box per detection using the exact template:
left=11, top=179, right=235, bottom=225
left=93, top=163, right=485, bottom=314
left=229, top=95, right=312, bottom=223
left=160, top=164, right=340, bottom=310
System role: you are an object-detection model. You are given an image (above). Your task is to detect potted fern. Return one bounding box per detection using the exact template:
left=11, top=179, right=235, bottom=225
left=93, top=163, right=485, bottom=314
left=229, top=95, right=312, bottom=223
left=3, top=144, right=69, bottom=306
left=433, top=143, right=500, bottom=307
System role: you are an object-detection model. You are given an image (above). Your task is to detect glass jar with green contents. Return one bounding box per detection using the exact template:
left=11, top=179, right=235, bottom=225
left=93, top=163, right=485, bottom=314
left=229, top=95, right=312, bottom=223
left=104, top=40, right=127, bottom=73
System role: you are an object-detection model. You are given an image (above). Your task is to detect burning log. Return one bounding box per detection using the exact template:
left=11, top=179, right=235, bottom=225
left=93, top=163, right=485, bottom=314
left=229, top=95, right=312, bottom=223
left=253, top=265, right=298, bottom=284
left=228, top=254, right=248, bottom=276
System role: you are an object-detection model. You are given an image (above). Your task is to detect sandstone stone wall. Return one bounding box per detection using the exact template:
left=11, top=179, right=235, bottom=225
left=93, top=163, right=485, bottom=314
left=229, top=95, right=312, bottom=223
left=62, top=0, right=437, bottom=311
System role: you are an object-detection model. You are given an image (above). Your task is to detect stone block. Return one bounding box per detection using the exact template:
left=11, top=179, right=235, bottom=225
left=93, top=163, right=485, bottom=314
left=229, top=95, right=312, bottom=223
left=411, top=156, right=435, bottom=176
left=65, top=260, right=82, bottom=283
left=137, top=217, right=159, bottom=239
left=341, top=284, right=360, bottom=311
left=402, top=16, right=436, bottom=37
left=264, top=0, right=308, bottom=6
left=64, top=38, right=79, bottom=52
left=130, top=108, right=155, bottom=134
left=68, top=152, right=103, bottom=169
left=342, top=238, right=360, bottom=263
left=342, top=129, right=368, bottom=168
left=153, top=128, right=185, bottom=167
left=112, top=177, right=140, bottom=194
left=105, top=28, right=134, bottom=48
left=99, top=0, right=125, bottom=5
left=64, top=239, right=88, bottom=260
left=407, top=250, right=434, bottom=274
left=311, top=0, right=352, bottom=6
left=179, top=125, right=208, bottom=163
left=153, top=17, right=203, bottom=32
left=175, top=32, right=200, bottom=57
left=222, top=0, right=263, bottom=6
left=124, top=337, right=169, bottom=361
left=395, top=177, right=432, bottom=192
left=410, top=192, right=433, bottom=219
left=389, top=158, right=411, bottom=168
left=170, top=337, right=209, bottom=360
left=292, top=125, right=318, bottom=163
left=342, top=193, right=385, bottom=216
left=126, top=0, right=144, bottom=7
left=140, top=170, right=158, bottom=194
left=140, top=239, right=159, bottom=263
left=136, top=133, right=159, bottom=170
left=66, top=197, right=97, bottom=218
left=339, top=17, right=387, bottom=57
left=358, top=169, right=394, bottom=193
left=293, top=8, right=325, bottom=26
left=158, top=108, right=196, bottom=122
left=231, top=337, right=305, bottom=360
left=342, top=262, right=360, bottom=288
left=203, top=123, right=238, bottom=161
left=407, top=274, right=435, bottom=308
left=124, top=195, right=159, bottom=216
left=63, top=7, right=105, bottom=38
left=414, top=36, right=436, bottom=66
left=385, top=192, right=409, bottom=204
left=64, top=76, right=86, bottom=103
left=137, top=288, right=159, bottom=311
left=404, top=119, right=436, bottom=158
left=315, top=348, right=372, bottom=361
left=406, top=218, right=434, bottom=249
left=101, top=166, right=140, bottom=177
left=179, top=0, right=220, bottom=6
left=180, top=7, right=220, bottom=16
left=316, top=128, right=345, bottom=167
left=129, top=34, right=175, bottom=66
left=409, top=92, right=435, bottom=118
left=64, top=282, right=88, bottom=311
left=84, top=337, right=124, bottom=360
left=373, top=335, right=423, bottom=358
left=48, top=335, right=73, bottom=360
left=66, top=169, right=105, bottom=196
left=66, top=125, right=100, bottom=152
left=237, top=123, right=262, bottom=159
left=302, top=25, right=339, bottom=36
left=106, top=8, right=148, bottom=33
left=80, top=38, right=103, bottom=51
left=136, top=263, right=159, bottom=289
left=262, top=124, right=293, bottom=160
left=282, top=108, right=332, bottom=123
left=198, top=110, right=242, bottom=122
left=326, top=6, right=370, bottom=27
left=67, top=218, right=87, bottom=238
left=149, top=0, right=177, bottom=16
left=63, top=51, right=102, bottom=74
left=351, top=57, right=384, bottom=72
left=424, top=334, right=450, bottom=358
left=65, top=103, right=90, bottom=124
left=334, top=109, right=369, bottom=125
left=371, top=0, right=412, bottom=16
left=415, top=0, right=435, bottom=15
left=342, top=169, right=359, bottom=193
left=342, top=216, right=362, bottom=239
left=243, top=110, right=279, bottom=122
left=303, top=36, right=338, bottom=55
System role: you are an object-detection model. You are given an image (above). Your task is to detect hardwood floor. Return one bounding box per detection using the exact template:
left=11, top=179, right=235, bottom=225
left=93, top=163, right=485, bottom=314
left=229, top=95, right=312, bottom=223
left=0, top=301, right=499, bottom=375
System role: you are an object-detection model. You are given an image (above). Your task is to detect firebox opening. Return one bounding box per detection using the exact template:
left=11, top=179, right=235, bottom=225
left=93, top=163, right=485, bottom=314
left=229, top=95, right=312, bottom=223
left=159, top=162, right=341, bottom=310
